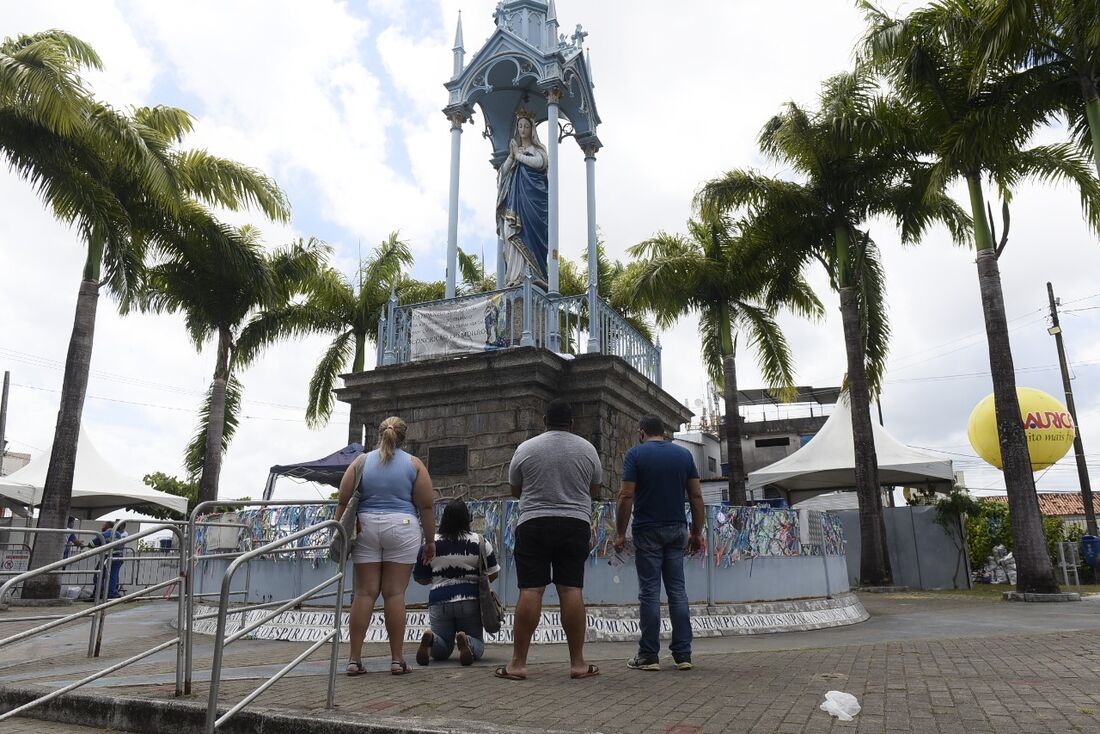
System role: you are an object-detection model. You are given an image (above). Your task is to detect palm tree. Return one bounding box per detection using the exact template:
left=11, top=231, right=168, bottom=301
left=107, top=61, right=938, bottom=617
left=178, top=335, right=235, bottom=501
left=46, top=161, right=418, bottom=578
left=697, top=70, right=970, bottom=585
left=862, top=0, right=1100, bottom=592
left=143, top=231, right=328, bottom=504
left=980, top=0, right=1100, bottom=176
left=234, top=232, right=451, bottom=429
left=457, top=247, right=496, bottom=295
left=4, top=31, right=290, bottom=597
left=558, top=239, right=655, bottom=349
left=618, top=217, right=824, bottom=505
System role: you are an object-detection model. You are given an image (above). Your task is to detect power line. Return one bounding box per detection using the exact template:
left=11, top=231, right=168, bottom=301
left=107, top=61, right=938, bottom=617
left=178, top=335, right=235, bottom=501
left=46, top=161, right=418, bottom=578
left=0, top=344, right=340, bottom=413
left=10, top=382, right=351, bottom=424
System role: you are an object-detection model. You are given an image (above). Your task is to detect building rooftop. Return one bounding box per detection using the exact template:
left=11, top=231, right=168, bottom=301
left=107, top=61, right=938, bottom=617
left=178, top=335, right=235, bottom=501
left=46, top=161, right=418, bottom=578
left=985, top=492, right=1100, bottom=517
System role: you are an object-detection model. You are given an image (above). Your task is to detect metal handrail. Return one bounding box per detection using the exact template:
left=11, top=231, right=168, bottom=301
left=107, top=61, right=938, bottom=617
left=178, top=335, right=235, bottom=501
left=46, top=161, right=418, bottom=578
left=0, top=522, right=186, bottom=723
left=184, top=498, right=337, bottom=694
left=205, top=519, right=345, bottom=733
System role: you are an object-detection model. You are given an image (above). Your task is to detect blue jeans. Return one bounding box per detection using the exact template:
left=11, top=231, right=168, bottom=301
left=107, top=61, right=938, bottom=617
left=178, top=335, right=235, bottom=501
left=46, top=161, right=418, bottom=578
left=634, top=523, right=691, bottom=658
left=428, top=599, right=485, bottom=660
left=96, top=558, right=123, bottom=598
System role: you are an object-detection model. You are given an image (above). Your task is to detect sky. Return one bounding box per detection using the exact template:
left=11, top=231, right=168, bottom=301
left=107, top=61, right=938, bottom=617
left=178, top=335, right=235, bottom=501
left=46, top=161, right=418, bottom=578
left=2, top=0, right=1099, bottom=506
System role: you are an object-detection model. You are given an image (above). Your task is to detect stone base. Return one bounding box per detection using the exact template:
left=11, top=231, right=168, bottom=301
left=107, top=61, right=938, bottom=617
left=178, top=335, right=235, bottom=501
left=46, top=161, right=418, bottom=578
left=1002, top=591, right=1081, bottom=602
left=336, top=347, right=691, bottom=499
left=187, top=592, right=868, bottom=644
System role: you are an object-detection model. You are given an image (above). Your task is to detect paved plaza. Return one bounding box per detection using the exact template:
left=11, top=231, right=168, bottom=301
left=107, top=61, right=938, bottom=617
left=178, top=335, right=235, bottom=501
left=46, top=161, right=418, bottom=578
left=2, top=592, right=1100, bottom=733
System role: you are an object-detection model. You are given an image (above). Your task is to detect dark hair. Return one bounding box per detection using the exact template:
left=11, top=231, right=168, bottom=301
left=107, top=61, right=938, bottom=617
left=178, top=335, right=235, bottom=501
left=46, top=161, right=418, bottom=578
left=438, top=499, right=472, bottom=542
left=639, top=415, right=665, bottom=438
left=545, top=399, right=573, bottom=428
left=117, top=522, right=127, bottom=531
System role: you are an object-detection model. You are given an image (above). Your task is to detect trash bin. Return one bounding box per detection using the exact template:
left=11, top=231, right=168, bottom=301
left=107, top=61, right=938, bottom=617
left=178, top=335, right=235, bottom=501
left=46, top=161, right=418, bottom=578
left=1081, top=535, right=1100, bottom=569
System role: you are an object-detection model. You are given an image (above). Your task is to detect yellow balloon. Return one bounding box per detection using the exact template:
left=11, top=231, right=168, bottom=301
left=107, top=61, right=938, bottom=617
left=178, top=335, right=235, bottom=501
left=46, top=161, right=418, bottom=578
left=967, top=387, right=1077, bottom=471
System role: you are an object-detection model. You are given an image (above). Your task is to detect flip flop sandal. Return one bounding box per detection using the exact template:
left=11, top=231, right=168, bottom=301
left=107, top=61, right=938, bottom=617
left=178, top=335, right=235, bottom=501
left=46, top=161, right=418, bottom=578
left=346, top=660, right=366, bottom=677
left=390, top=659, right=410, bottom=675
left=494, top=665, right=526, bottom=681
left=570, top=664, right=600, bottom=679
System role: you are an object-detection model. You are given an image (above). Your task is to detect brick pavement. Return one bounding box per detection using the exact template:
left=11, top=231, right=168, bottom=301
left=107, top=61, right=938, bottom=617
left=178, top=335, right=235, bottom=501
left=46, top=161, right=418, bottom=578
left=181, top=631, right=1098, bottom=733
left=4, top=595, right=1100, bottom=733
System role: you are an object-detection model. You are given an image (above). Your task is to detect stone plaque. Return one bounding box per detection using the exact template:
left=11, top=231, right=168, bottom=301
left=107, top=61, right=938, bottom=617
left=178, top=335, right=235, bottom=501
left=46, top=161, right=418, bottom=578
left=429, top=445, right=468, bottom=476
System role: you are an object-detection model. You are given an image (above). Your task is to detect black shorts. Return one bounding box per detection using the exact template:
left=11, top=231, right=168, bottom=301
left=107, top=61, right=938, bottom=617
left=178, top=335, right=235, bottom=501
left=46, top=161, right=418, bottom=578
left=514, top=516, right=591, bottom=589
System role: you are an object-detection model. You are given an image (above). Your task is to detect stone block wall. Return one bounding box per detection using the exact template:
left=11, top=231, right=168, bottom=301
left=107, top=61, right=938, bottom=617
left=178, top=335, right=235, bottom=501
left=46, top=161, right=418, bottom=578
left=336, top=347, right=691, bottom=500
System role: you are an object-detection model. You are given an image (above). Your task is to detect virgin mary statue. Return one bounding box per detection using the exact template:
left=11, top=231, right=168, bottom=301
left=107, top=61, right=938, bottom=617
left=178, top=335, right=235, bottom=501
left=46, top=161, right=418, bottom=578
left=496, top=110, right=549, bottom=288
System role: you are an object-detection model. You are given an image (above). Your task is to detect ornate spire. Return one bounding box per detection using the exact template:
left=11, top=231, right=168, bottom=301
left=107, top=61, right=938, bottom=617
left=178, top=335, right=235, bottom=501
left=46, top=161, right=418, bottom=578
left=545, top=0, right=559, bottom=51
left=452, top=11, right=465, bottom=78
left=586, top=48, right=594, bottom=88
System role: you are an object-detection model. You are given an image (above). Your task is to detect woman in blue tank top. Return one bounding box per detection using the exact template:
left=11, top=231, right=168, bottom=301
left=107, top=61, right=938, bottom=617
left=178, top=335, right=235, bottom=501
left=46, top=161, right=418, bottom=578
left=336, top=416, right=436, bottom=676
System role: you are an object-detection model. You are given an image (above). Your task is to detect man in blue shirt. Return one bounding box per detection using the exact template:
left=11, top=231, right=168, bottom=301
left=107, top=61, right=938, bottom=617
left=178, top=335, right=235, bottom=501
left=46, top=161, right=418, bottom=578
left=614, top=415, right=704, bottom=671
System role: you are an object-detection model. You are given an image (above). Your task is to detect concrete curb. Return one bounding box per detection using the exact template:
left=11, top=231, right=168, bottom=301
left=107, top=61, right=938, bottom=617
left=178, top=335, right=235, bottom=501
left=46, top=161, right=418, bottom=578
left=0, top=683, right=585, bottom=734
left=1002, top=591, right=1081, bottom=602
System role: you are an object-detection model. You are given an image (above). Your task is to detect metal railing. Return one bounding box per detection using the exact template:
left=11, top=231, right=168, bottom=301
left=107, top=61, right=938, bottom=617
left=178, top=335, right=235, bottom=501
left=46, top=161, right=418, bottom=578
left=184, top=499, right=337, bottom=694
left=0, top=522, right=186, bottom=723
left=204, top=519, right=346, bottom=733
left=376, top=271, right=662, bottom=385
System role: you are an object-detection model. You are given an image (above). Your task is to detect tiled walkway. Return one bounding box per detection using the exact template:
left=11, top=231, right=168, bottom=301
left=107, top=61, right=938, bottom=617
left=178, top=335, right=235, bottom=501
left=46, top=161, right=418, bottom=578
left=3, top=593, right=1100, bottom=733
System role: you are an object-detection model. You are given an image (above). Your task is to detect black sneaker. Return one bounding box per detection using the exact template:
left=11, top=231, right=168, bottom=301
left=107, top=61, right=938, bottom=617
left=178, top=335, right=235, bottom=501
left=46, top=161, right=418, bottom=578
left=627, top=655, right=660, bottom=671
left=673, top=653, right=692, bottom=670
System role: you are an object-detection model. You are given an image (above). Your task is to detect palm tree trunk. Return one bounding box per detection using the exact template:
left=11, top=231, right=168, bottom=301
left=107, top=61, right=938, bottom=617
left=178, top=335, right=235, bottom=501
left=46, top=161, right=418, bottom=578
left=837, top=248, right=891, bottom=586
left=23, top=246, right=103, bottom=598
left=722, top=362, right=747, bottom=507
left=197, top=327, right=232, bottom=506
left=966, top=175, right=1058, bottom=594
left=1081, top=76, right=1100, bottom=178
left=352, top=332, right=366, bottom=373
left=716, top=307, right=747, bottom=505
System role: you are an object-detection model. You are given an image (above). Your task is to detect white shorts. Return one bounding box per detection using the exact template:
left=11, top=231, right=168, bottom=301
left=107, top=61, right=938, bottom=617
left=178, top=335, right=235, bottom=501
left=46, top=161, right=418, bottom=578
left=352, top=512, right=422, bottom=564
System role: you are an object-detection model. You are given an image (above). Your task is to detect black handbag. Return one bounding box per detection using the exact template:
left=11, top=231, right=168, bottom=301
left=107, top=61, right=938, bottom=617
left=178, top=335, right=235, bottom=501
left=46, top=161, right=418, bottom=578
left=478, top=534, right=505, bottom=634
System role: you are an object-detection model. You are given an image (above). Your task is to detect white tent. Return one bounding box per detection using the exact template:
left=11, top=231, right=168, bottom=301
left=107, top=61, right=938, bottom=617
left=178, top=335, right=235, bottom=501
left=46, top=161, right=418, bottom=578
left=0, top=429, right=187, bottom=517
left=747, top=399, right=955, bottom=502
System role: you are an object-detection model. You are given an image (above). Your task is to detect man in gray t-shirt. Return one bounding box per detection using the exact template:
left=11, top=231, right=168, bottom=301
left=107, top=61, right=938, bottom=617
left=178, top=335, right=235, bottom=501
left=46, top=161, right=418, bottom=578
left=509, top=424, right=602, bottom=526
left=494, top=399, right=602, bottom=682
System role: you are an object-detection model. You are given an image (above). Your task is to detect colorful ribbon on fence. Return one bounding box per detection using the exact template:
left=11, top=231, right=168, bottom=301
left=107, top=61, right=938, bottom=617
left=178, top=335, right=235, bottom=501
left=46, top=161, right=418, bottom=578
left=194, top=502, right=845, bottom=568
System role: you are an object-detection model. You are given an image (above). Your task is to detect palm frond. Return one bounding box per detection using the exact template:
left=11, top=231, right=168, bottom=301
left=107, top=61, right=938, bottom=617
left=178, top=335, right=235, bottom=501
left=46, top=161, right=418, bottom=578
left=697, top=307, right=727, bottom=388
left=734, top=302, right=797, bottom=402
left=185, top=375, right=242, bottom=479
left=306, top=330, right=355, bottom=428
left=175, top=149, right=290, bottom=222
left=234, top=302, right=345, bottom=368
left=851, top=234, right=891, bottom=396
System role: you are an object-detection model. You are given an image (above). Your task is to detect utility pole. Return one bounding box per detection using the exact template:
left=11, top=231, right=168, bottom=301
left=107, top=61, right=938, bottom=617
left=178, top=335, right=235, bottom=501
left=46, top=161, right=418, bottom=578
left=1047, top=282, right=1097, bottom=535
left=0, top=370, right=9, bottom=477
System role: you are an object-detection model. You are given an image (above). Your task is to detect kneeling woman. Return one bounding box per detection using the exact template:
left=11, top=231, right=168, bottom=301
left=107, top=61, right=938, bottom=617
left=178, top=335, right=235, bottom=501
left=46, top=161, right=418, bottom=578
left=414, top=500, right=500, bottom=665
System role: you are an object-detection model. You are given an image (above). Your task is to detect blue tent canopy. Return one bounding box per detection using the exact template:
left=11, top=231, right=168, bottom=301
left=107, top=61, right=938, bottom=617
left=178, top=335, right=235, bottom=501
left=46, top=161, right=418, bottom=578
left=263, top=443, right=365, bottom=500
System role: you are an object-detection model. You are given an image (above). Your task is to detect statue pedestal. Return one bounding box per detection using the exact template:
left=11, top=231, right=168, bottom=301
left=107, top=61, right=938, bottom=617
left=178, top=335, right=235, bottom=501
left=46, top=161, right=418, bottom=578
left=336, top=347, right=690, bottom=499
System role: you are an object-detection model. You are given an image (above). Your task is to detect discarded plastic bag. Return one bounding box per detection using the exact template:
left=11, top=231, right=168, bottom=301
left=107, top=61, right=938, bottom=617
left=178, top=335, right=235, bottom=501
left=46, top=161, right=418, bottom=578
left=819, top=691, right=861, bottom=721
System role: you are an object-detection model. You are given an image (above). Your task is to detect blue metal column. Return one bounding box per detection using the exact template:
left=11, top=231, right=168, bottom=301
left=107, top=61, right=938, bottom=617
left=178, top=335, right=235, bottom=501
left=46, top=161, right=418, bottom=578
left=546, top=88, right=562, bottom=352
left=584, top=144, right=600, bottom=353
left=445, top=113, right=463, bottom=299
